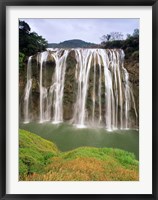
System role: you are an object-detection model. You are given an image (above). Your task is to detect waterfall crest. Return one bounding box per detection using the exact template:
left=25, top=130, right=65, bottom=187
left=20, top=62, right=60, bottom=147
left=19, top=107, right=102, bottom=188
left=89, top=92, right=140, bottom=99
left=22, top=48, right=138, bottom=130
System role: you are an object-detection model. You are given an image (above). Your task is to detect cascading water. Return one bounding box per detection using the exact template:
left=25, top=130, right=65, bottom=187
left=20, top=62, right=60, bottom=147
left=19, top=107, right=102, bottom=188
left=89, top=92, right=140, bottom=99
left=22, top=48, right=138, bottom=130
left=38, top=49, right=70, bottom=123
left=50, top=49, right=69, bottom=124
left=72, top=49, right=93, bottom=128
left=92, top=52, right=96, bottom=123
left=39, top=52, right=49, bottom=123
left=23, top=56, right=32, bottom=123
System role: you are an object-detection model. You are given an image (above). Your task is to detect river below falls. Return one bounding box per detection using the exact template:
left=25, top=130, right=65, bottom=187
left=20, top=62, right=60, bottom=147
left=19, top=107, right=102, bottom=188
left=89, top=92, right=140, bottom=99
left=20, top=122, right=139, bottom=160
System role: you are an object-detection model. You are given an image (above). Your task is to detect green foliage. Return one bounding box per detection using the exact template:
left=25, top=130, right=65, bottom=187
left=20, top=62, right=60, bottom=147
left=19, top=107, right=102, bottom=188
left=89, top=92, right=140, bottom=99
left=133, top=29, right=139, bottom=38
left=19, top=52, right=25, bottom=70
left=19, top=159, right=28, bottom=175
left=103, top=148, right=138, bottom=168
left=19, top=129, right=59, bottom=178
left=100, top=29, right=139, bottom=60
left=132, top=50, right=139, bottom=59
left=102, top=40, right=124, bottom=49
left=61, top=147, right=138, bottom=168
left=19, top=20, right=48, bottom=57
left=101, top=32, right=123, bottom=42
left=19, top=21, right=31, bottom=33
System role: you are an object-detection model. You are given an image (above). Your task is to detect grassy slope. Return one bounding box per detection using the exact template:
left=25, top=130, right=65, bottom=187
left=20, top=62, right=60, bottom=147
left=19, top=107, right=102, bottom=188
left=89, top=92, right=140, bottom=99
left=19, top=129, right=59, bottom=178
left=19, top=129, right=139, bottom=181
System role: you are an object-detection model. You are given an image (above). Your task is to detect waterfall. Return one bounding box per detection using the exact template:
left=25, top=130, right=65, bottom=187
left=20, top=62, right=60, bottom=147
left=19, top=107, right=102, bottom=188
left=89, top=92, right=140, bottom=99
left=39, top=52, right=49, bottom=123
left=50, top=49, right=69, bottom=124
left=72, top=49, right=93, bottom=128
left=92, top=51, right=96, bottom=123
left=97, top=52, right=102, bottom=125
left=22, top=48, right=138, bottom=130
left=38, top=50, right=70, bottom=123
left=23, top=56, right=32, bottom=123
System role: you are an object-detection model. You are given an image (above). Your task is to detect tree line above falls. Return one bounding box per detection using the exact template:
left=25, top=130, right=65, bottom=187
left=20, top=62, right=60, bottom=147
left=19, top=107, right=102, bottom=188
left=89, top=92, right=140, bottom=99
left=48, top=30, right=139, bottom=60
left=19, top=20, right=139, bottom=69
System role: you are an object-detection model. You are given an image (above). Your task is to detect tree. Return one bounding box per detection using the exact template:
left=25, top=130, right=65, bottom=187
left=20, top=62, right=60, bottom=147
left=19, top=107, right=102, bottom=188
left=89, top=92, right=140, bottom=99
left=126, top=34, right=131, bottom=39
left=126, top=29, right=139, bottom=40
left=19, top=21, right=31, bottom=33
left=100, top=29, right=139, bottom=60
left=110, top=32, right=124, bottom=41
left=19, top=52, right=25, bottom=70
left=100, top=34, right=111, bottom=42
left=19, top=20, right=48, bottom=56
left=132, top=29, right=139, bottom=38
left=100, top=32, right=123, bottom=44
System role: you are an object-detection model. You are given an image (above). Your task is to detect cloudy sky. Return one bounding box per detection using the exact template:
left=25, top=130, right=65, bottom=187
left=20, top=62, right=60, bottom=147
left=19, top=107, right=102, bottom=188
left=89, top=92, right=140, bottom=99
left=20, top=18, right=139, bottom=44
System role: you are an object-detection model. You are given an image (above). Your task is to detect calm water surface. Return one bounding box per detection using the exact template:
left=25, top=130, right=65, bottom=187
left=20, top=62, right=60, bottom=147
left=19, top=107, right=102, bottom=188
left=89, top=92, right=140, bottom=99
left=20, top=122, right=139, bottom=160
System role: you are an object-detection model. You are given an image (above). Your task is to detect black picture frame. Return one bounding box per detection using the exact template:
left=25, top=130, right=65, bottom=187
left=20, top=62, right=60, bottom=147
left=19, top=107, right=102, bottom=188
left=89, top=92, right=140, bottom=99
left=0, top=0, right=158, bottom=199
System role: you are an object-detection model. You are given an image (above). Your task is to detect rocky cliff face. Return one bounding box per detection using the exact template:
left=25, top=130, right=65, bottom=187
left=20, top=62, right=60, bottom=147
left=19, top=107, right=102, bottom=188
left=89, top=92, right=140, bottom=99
left=124, top=57, right=139, bottom=119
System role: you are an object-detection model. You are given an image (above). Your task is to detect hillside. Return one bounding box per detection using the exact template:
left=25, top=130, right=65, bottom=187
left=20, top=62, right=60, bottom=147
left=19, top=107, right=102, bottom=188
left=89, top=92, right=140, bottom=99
left=19, top=129, right=139, bottom=181
left=19, top=129, right=59, bottom=177
left=47, top=39, right=97, bottom=48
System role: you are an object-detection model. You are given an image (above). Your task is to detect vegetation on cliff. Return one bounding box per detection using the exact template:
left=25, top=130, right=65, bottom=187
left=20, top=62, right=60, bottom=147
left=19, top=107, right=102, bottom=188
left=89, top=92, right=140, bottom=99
left=100, top=29, right=139, bottom=60
left=19, top=20, right=48, bottom=70
left=19, top=129, right=139, bottom=181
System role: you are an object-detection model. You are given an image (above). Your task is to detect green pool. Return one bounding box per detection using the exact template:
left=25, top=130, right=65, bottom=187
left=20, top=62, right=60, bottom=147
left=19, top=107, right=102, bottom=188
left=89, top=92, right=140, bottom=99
left=20, top=122, right=139, bottom=160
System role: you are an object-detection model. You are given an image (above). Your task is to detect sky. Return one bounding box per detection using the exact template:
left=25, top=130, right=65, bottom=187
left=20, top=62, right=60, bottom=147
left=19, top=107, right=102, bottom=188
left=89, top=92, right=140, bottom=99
left=20, top=18, right=139, bottom=44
